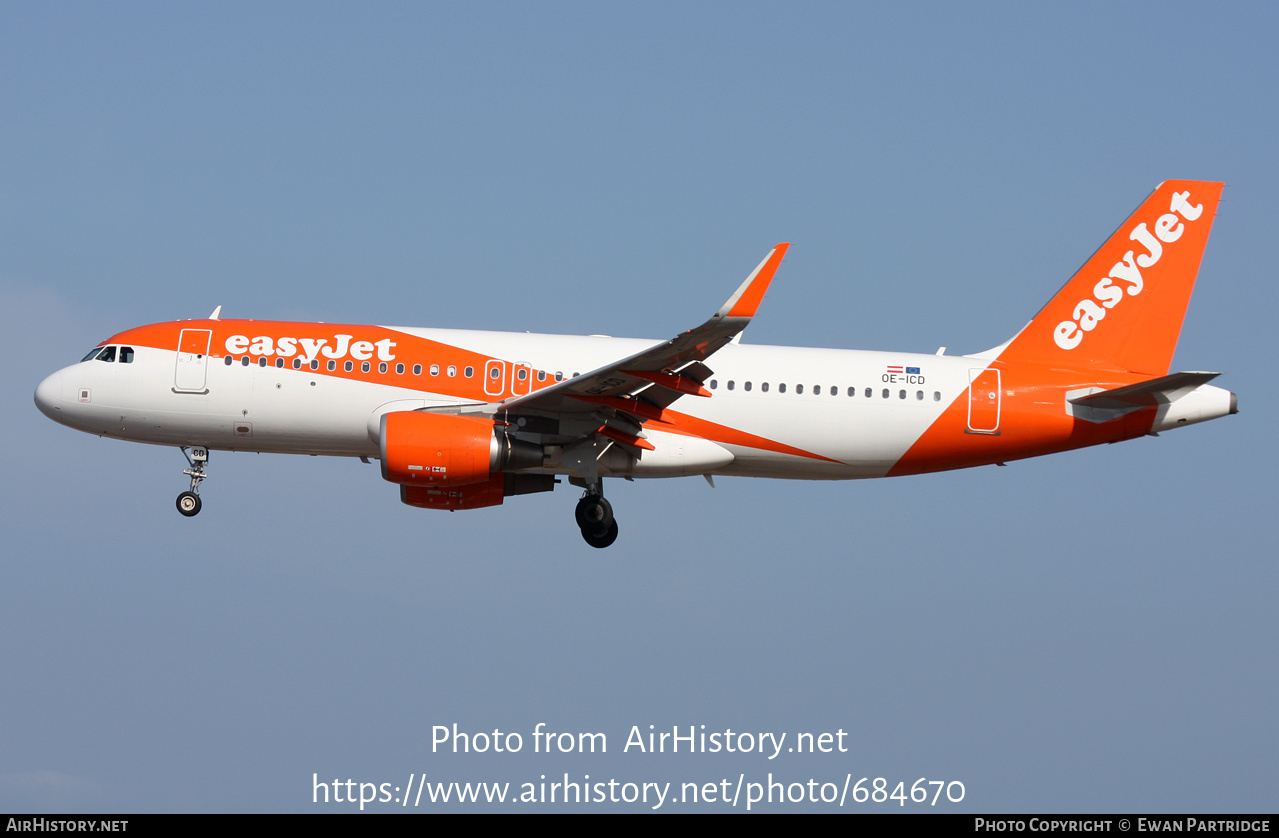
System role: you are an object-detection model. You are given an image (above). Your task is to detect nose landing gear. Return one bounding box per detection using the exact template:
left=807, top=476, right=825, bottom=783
left=576, top=490, right=618, bottom=548
left=177, top=446, right=208, bottom=517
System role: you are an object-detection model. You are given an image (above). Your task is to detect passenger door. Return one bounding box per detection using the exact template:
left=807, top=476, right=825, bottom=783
left=174, top=329, right=212, bottom=393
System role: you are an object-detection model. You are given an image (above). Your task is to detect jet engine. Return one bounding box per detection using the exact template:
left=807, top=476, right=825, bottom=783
left=379, top=410, right=550, bottom=509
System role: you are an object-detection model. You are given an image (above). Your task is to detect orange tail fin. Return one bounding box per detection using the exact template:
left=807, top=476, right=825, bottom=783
left=995, top=180, right=1223, bottom=375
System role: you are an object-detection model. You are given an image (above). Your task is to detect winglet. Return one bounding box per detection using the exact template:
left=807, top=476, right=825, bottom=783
left=716, top=243, right=789, bottom=320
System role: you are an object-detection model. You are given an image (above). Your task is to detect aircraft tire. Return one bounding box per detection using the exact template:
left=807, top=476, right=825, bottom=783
left=575, top=495, right=613, bottom=533
left=176, top=491, right=202, bottom=517
left=582, top=519, right=619, bottom=548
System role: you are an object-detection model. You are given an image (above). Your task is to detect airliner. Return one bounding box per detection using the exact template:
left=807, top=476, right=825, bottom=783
left=34, top=180, right=1235, bottom=547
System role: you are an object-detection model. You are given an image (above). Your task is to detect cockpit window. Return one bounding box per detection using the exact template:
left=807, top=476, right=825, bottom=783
left=79, top=345, right=134, bottom=363
left=81, top=345, right=133, bottom=363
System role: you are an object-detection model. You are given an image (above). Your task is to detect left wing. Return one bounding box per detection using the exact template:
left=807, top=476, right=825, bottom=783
left=487, top=244, right=788, bottom=430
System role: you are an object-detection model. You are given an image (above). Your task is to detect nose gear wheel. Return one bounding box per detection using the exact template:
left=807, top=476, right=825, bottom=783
left=176, top=491, right=202, bottom=517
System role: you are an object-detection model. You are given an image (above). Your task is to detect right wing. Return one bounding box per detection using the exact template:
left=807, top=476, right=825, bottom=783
left=448, top=244, right=789, bottom=451
left=495, top=243, right=788, bottom=420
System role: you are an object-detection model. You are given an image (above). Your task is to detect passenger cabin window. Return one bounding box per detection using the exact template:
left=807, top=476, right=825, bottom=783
left=865, top=388, right=872, bottom=398
left=396, top=363, right=405, bottom=374
left=276, top=358, right=285, bottom=369
left=327, top=360, right=336, bottom=371
left=293, top=359, right=303, bottom=369
left=430, top=364, right=439, bottom=376
left=779, top=383, right=787, bottom=393
left=464, top=366, right=474, bottom=378
left=258, top=357, right=267, bottom=368
left=744, top=381, right=752, bottom=392
left=761, top=382, right=769, bottom=392
left=224, top=355, right=233, bottom=366
left=710, top=380, right=718, bottom=390
left=796, top=384, right=804, bottom=394
left=727, top=380, right=735, bottom=391
left=447, top=365, right=457, bottom=377
left=345, top=361, right=353, bottom=372
left=413, top=364, right=421, bottom=375
left=379, top=362, right=388, bottom=373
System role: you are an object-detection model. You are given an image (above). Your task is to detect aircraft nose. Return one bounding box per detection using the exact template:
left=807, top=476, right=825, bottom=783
left=34, top=370, right=64, bottom=424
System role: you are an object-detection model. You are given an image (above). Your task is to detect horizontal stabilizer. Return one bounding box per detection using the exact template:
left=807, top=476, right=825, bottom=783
left=1068, top=371, right=1220, bottom=410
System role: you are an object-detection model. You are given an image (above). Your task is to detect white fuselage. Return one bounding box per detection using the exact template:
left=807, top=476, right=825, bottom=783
left=35, top=327, right=978, bottom=481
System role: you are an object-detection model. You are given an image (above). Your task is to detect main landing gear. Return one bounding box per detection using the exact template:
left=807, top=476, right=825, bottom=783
left=176, top=446, right=208, bottom=518
left=576, top=490, right=618, bottom=548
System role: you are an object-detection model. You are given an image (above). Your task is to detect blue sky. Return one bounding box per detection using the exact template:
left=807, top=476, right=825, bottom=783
left=2, top=2, right=1275, bottom=812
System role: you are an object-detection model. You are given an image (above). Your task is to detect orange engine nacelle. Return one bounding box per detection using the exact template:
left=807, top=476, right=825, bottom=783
left=379, top=410, right=544, bottom=488
left=380, top=410, right=499, bottom=486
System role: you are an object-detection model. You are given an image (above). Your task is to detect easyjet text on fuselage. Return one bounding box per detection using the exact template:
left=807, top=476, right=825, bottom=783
left=224, top=334, right=398, bottom=364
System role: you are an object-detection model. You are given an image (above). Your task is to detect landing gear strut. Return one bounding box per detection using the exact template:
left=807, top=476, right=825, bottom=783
left=177, top=446, right=208, bottom=517
left=576, top=490, right=618, bottom=548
